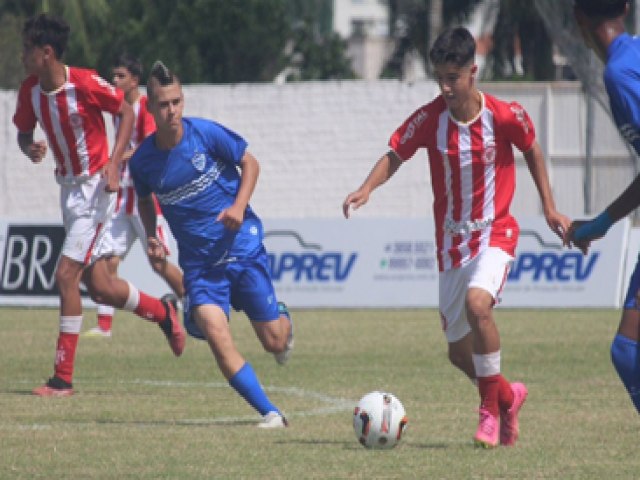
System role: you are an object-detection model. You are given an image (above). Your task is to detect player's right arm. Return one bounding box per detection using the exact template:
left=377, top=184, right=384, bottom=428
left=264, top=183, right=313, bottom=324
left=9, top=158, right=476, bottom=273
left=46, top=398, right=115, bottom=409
left=17, top=131, right=47, bottom=163
left=138, top=193, right=165, bottom=262
left=342, top=150, right=403, bottom=219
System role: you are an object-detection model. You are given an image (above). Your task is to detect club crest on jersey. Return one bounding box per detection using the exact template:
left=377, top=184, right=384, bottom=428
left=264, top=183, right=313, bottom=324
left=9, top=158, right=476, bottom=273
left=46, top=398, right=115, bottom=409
left=69, top=113, right=83, bottom=129
left=483, top=142, right=496, bottom=164
left=191, top=152, right=206, bottom=172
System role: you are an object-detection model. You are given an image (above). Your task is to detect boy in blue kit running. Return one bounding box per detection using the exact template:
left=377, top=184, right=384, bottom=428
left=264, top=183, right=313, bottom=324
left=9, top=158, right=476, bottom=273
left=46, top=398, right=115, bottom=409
left=129, top=61, right=293, bottom=428
left=569, top=0, right=640, bottom=412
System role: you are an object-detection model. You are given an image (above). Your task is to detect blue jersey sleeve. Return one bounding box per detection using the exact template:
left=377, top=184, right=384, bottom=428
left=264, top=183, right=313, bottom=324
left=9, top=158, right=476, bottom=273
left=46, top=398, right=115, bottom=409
left=605, top=65, right=640, bottom=155
left=193, top=118, right=248, bottom=166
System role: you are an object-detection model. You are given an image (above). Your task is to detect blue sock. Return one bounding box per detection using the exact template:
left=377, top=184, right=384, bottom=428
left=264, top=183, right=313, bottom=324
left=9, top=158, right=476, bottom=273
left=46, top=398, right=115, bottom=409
left=610, top=334, right=640, bottom=413
left=229, top=362, right=279, bottom=416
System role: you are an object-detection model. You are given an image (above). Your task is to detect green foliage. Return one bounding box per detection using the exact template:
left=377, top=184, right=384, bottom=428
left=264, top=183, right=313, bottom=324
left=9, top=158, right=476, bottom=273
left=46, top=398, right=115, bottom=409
left=0, top=0, right=354, bottom=87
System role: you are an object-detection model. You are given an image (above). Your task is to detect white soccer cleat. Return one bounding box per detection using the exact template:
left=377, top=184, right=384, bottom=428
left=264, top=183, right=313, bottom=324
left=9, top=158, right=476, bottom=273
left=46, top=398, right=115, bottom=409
left=257, top=411, right=288, bottom=429
left=83, top=326, right=112, bottom=338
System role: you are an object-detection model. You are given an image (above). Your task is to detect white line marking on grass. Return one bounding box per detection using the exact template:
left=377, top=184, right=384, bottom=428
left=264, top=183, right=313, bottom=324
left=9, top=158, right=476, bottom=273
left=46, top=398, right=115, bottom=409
left=126, top=379, right=355, bottom=423
left=11, top=379, right=355, bottom=427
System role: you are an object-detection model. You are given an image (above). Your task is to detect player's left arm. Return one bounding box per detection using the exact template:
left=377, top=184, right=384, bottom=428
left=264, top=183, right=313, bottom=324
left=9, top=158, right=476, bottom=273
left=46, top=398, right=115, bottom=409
left=217, top=150, right=259, bottom=231
left=523, top=141, right=571, bottom=243
left=106, top=100, right=134, bottom=192
left=568, top=73, right=640, bottom=251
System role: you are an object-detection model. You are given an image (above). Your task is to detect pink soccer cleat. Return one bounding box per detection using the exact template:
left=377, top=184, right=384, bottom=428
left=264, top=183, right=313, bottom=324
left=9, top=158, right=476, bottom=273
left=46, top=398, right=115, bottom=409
left=474, top=408, right=499, bottom=448
left=500, top=382, right=528, bottom=446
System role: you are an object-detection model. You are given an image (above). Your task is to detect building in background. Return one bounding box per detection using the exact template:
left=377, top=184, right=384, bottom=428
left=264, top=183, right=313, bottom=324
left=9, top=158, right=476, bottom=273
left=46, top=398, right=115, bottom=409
left=333, top=0, right=394, bottom=80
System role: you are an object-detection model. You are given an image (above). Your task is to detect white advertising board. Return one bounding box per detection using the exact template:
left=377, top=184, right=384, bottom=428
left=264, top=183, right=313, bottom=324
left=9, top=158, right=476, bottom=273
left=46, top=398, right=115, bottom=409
left=502, top=217, right=629, bottom=308
left=262, top=218, right=438, bottom=308
left=0, top=217, right=629, bottom=309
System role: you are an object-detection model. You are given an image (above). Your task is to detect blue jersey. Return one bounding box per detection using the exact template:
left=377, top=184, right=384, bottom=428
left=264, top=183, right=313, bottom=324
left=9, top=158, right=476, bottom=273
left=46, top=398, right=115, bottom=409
left=129, top=117, right=264, bottom=271
left=605, top=33, right=640, bottom=154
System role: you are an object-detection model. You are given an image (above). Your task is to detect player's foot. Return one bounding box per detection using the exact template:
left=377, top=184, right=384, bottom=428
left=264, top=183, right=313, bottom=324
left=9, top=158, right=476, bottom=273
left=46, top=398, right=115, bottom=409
left=160, top=294, right=185, bottom=357
left=274, top=302, right=294, bottom=365
left=82, top=326, right=112, bottom=338
left=500, top=382, right=528, bottom=446
left=257, top=411, right=288, bottom=429
left=473, top=408, right=499, bottom=448
left=33, top=376, right=74, bottom=397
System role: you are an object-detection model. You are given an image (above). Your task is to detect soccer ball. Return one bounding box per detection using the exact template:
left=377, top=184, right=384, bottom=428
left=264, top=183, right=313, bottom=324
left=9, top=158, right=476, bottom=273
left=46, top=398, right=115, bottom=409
left=353, top=391, right=408, bottom=449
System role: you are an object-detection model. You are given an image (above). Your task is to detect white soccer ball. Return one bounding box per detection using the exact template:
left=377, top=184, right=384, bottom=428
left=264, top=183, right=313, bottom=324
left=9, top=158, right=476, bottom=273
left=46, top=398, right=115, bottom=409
left=353, top=391, right=408, bottom=449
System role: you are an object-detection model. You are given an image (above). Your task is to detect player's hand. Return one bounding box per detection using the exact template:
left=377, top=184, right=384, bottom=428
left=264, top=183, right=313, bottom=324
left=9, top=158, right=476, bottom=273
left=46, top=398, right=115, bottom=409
left=544, top=209, right=571, bottom=247
left=27, top=140, right=47, bottom=163
left=566, top=220, right=594, bottom=255
left=147, top=236, right=166, bottom=262
left=104, top=161, right=120, bottom=192
left=342, top=189, right=369, bottom=219
left=216, top=205, right=244, bottom=231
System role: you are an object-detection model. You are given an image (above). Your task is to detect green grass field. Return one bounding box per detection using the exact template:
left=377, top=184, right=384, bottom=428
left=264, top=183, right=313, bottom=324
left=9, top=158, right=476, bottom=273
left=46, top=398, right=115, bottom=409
left=1, top=307, right=638, bottom=479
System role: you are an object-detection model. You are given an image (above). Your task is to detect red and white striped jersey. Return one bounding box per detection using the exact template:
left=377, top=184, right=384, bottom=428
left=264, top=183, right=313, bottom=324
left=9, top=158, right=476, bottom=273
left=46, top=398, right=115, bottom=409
left=113, top=95, right=156, bottom=188
left=389, top=92, right=535, bottom=272
left=114, top=95, right=155, bottom=151
left=13, top=66, right=124, bottom=183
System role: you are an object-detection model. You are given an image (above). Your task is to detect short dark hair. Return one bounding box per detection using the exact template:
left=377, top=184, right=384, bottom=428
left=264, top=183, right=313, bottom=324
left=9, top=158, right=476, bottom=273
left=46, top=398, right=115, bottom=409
left=114, top=52, right=143, bottom=79
left=574, top=0, right=628, bottom=17
left=22, top=13, right=70, bottom=59
left=429, top=27, right=475, bottom=68
left=147, top=60, right=180, bottom=100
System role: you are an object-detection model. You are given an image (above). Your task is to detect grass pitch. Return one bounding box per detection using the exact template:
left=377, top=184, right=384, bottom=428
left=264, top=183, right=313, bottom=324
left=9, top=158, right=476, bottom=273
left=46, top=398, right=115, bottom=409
left=0, top=307, right=638, bottom=479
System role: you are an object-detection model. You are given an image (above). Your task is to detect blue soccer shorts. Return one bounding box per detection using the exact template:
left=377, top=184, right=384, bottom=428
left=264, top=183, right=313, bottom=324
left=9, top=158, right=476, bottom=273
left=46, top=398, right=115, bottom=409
left=183, top=249, right=280, bottom=339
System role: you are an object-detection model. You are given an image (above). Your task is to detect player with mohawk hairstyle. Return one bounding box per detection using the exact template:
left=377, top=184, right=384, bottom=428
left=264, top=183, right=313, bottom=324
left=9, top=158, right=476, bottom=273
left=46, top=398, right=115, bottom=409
left=129, top=61, right=293, bottom=428
left=569, top=0, right=640, bottom=413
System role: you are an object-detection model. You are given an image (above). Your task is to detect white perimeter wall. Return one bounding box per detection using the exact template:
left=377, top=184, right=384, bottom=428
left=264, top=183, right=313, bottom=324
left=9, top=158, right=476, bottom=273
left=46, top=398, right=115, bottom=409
left=0, top=80, right=633, bottom=222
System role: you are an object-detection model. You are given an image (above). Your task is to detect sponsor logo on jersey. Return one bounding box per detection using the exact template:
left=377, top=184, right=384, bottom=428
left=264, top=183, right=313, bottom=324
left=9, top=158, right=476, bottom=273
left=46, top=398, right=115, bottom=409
left=400, top=109, right=428, bottom=144
left=510, top=105, right=530, bottom=134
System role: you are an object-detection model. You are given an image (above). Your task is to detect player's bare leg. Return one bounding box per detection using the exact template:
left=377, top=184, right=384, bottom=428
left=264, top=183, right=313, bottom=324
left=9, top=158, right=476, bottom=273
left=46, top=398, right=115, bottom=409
left=194, top=305, right=287, bottom=427
left=32, top=256, right=85, bottom=396
left=85, top=256, right=120, bottom=337
left=447, top=333, right=475, bottom=380
left=251, top=302, right=294, bottom=365
left=83, top=258, right=185, bottom=356
left=149, top=257, right=185, bottom=298
left=466, top=287, right=517, bottom=448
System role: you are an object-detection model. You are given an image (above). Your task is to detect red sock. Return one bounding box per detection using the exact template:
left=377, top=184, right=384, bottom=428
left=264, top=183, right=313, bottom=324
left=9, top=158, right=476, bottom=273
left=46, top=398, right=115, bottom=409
left=478, top=374, right=501, bottom=417
left=134, top=292, right=167, bottom=322
left=54, top=333, right=78, bottom=384
left=97, top=314, right=112, bottom=331
left=498, top=376, right=515, bottom=411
